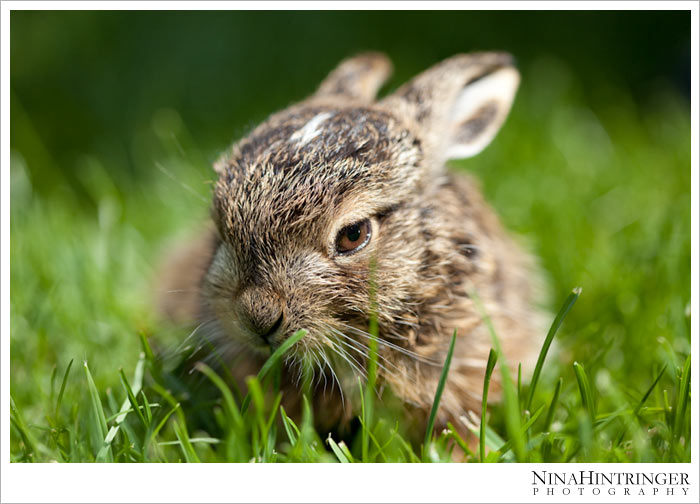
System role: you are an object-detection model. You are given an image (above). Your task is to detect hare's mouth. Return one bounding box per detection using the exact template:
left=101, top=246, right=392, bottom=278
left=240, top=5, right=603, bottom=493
left=239, top=314, right=285, bottom=351
left=260, top=313, right=284, bottom=344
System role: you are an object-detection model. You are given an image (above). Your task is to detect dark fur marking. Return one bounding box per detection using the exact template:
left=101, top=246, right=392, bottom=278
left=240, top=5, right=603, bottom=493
left=376, top=203, right=401, bottom=221
left=418, top=206, right=434, bottom=242
left=397, top=85, right=432, bottom=122
left=462, top=61, right=511, bottom=87
left=455, top=102, right=498, bottom=143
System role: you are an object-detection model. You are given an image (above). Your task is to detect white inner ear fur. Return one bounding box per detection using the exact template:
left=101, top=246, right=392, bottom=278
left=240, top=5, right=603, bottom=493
left=445, top=67, right=520, bottom=160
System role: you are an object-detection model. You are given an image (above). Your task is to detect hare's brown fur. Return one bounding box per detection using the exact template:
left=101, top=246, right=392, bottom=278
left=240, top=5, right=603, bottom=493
left=157, top=52, right=546, bottom=443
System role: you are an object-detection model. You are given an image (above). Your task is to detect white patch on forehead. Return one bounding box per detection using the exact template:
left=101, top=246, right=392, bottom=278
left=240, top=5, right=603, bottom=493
left=289, top=112, right=333, bottom=145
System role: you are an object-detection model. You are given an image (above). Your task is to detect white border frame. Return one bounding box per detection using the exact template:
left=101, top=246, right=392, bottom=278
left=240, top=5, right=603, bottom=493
left=2, top=2, right=697, bottom=503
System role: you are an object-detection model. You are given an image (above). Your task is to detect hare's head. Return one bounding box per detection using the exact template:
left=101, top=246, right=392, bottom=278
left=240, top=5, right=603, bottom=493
left=204, top=52, right=519, bottom=372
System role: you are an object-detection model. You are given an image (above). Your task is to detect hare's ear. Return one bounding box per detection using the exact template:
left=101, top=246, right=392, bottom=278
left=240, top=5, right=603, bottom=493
left=382, top=53, right=519, bottom=160
left=314, top=52, right=393, bottom=103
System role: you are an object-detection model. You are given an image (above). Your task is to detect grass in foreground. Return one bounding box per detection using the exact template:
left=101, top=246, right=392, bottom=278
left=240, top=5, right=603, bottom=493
left=10, top=59, right=691, bottom=462
left=9, top=288, right=691, bottom=462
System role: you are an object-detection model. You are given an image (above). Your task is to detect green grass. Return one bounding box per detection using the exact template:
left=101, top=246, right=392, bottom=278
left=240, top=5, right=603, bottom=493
left=9, top=60, right=690, bottom=462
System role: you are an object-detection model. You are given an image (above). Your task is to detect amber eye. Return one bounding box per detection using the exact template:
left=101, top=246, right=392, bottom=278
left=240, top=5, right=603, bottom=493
left=335, top=219, right=372, bottom=255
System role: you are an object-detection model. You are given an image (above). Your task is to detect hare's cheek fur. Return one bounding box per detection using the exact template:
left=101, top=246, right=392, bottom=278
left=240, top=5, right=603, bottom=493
left=159, top=51, right=548, bottom=437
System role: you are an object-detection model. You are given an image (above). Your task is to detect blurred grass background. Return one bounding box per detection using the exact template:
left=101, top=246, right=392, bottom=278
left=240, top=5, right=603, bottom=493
left=10, top=10, right=690, bottom=462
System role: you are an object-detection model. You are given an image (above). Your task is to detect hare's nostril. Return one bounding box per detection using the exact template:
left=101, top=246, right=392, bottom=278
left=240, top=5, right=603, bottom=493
left=242, top=310, right=284, bottom=344
left=261, top=313, right=284, bottom=343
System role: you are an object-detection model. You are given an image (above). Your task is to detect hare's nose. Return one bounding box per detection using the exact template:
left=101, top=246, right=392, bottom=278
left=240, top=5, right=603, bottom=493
left=236, top=289, right=284, bottom=343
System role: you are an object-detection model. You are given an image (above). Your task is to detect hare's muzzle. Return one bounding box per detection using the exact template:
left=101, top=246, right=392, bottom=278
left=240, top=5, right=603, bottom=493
left=235, top=288, right=285, bottom=345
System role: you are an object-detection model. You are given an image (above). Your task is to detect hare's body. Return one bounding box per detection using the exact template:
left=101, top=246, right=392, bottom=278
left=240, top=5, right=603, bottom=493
left=158, top=52, right=545, bottom=443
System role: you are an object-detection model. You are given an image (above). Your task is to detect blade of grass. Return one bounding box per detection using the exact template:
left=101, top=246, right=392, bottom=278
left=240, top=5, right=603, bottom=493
left=673, top=355, right=690, bottom=442
left=543, top=377, right=563, bottom=432
left=240, top=329, right=307, bottom=414
left=357, top=414, right=391, bottom=462
left=337, top=440, right=354, bottom=462
left=576, top=408, right=594, bottom=461
left=173, top=420, right=200, bottom=462
left=423, top=330, right=457, bottom=453
left=246, top=377, right=266, bottom=423
left=105, top=404, right=160, bottom=423
left=139, top=331, right=155, bottom=362
left=10, top=395, right=41, bottom=460
left=496, top=404, right=545, bottom=457
left=517, top=363, right=522, bottom=413
left=159, top=437, right=221, bottom=447
left=573, top=361, right=596, bottom=420
left=264, top=392, right=283, bottom=443
left=296, top=394, right=320, bottom=461
left=258, top=329, right=308, bottom=381
left=84, top=361, right=112, bottom=462
left=359, top=376, right=370, bottom=461
left=141, top=391, right=152, bottom=424
left=119, top=368, right=147, bottom=428
left=145, top=402, right=181, bottom=461
left=377, top=419, right=401, bottom=459
left=114, top=356, right=146, bottom=426
left=595, top=405, right=633, bottom=432
left=49, top=364, right=58, bottom=420
left=634, top=364, right=668, bottom=416
left=105, top=387, right=120, bottom=416
left=393, top=432, right=422, bottom=463
left=363, top=328, right=380, bottom=458
left=150, top=403, right=181, bottom=440
left=326, top=434, right=352, bottom=463
left=464, top=418, right=511, bottom=460
left=526, top=287, right=581, bottom=411
left=83, top=362, right=108, bottom=438
left=446, top=422, right=474, bottom=459
left=245, top=376, right=266, bottom=457
left=480, top=348, right=498, bottom=462
left=54, top=358, right=74, bottom=421
left=663, top=389, right=672, bottom=426
left=279, top=406, right=299, bottom=445
left=363, top=258, right=380, bottom=461
left=195, top=362, right=244, bottom=430
left=195, top=331, right=244, bottom=403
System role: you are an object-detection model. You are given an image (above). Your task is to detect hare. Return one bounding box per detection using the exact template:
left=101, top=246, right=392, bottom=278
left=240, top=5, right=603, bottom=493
left=157, top=52, right=546, bottom=445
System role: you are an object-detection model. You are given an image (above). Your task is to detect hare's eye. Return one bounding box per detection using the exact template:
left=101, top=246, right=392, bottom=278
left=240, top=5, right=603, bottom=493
left=335, top=219, right=372, bottom=255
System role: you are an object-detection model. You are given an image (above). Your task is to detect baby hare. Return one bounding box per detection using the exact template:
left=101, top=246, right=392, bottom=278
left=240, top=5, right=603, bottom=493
left=158, top=52, right=545, bottom=443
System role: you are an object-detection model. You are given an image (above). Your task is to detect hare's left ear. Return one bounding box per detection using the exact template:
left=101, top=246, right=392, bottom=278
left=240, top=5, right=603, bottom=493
left=314, top=52, right=393, bottom=103
left=382, top=53, right=520, bottom=160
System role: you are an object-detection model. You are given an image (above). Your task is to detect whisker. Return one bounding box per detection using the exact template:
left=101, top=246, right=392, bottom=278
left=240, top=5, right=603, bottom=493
left=157, top=318, right=221, bottom=365
left=325, top=326, right=374, bottom=364
left=325, top=337, right=368, bottom=381
left=308, top=346, right=324, bottom=389
left=156, top=161, right=210, bottom=203
left=336, top=321, right=441, bottom=366
left=319, top=347, right=345, bottom=408
left=163, top=288, right=203, bottom=294
left=318, top=327, right=368, bottom=381
left=324, top=324, right=369, bottom=368
left=331, top=330, right=404, bottom=380
left=322, top=324, right=406, bottom=380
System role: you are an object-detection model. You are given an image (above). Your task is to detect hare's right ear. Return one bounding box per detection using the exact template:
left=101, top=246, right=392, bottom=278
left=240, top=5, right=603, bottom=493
left=382, top=53, right=519, bottom=160
left=314, top=52, right=393, bottom=103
